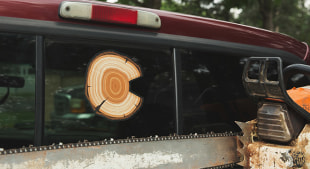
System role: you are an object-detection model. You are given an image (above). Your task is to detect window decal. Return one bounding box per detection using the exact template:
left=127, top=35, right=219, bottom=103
left=85, top=51, right=142, bottom=120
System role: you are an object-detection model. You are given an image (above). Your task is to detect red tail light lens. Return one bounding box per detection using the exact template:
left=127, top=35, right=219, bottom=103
left=59, top=1, right=161, bottom=29
left=92, top=5, right=137, bottom=25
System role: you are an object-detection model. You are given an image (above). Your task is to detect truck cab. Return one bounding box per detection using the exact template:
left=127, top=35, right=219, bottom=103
left=0, top=0, right=309, bottom=168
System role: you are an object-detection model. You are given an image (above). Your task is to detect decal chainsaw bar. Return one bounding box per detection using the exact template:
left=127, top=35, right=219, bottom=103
left=0, top=131, right=240, bottom=156
left=0, top=131, right=241, bottom=169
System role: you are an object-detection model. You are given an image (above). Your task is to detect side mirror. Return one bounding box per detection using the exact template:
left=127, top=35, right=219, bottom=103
left=0, top=75, right=25, bottom=88
left=242, top=57, right=307, bottom=142
left=0, top=75, right=25, bottom=104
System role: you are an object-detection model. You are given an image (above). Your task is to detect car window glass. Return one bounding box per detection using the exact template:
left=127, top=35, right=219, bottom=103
left=44, top=38, right=175, bottom=145
left=0, top=33, right=36, bottom=149
left=180, top=49, right=257, bottom=134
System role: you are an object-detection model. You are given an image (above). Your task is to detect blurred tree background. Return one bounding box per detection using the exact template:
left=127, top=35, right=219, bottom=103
left=98, top=0, right=310, bottom=44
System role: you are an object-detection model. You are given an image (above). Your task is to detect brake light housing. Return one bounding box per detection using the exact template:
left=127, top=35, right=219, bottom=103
left=59, top=1, right=161, bottom=29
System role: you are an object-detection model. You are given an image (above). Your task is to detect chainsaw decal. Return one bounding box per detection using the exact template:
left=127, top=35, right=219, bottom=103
left=85, top=51, right=142, bottom=120
left=292, top=151, right=305, bottom=168
left=287, top=87, right=310, bottom=113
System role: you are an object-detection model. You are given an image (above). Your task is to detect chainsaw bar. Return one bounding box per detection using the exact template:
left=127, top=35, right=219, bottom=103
left=0, top=132, right=241, bottom=169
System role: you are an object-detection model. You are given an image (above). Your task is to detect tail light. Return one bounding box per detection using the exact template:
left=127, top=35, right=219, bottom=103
left=59, top=1, right=161, bottom=29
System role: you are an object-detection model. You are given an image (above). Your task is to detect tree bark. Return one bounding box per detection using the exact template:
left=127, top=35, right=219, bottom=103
left=143, top=0, right=162, bottom=9
left=258, top=0, right=274, bottom=30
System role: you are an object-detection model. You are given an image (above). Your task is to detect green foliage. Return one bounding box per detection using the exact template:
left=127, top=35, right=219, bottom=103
left=161, top=0, right=183, bottom=13
left=237, top=0, right=310, bottom=44
left=99, top=0, right=310, bottom=44
left=162, top=0, right=310, bottom=44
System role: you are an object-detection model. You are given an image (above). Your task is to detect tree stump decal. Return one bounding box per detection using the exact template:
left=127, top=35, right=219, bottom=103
left=85, top=51, right=142, bottom=120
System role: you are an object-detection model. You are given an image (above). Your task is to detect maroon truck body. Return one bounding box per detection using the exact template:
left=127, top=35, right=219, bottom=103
left=0, top=0, right=308, bottom=63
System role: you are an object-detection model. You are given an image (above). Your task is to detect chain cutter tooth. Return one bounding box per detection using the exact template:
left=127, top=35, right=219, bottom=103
left=235, top=120, right=257, bottom=167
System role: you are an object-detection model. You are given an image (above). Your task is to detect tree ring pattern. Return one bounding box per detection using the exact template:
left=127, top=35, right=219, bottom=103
left=85, top=51, right=142, bottom=120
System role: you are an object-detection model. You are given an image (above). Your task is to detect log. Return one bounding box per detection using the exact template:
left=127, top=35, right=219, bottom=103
left=85, top=52, right=142, bottom=120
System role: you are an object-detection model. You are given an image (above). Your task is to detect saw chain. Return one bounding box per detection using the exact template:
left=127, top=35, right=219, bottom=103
left=0, top=131, right=240, bottom=155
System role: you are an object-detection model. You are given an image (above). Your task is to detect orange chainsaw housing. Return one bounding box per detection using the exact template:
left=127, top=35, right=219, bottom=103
left=287, top=87, right=310, bottom=113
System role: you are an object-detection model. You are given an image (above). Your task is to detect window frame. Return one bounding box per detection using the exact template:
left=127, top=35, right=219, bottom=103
left=34, top=35, right=45, bottom=146
left=0, top=16, right=306, bottom=146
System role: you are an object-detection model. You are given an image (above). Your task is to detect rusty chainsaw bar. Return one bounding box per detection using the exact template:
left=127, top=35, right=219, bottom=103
left=0, top=132, right=240, bottom=169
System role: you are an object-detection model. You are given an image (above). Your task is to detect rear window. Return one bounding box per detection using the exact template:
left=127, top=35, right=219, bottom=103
left=44, top=38, right=175, bottom=144
left=0, top=31, right=269, bottom=148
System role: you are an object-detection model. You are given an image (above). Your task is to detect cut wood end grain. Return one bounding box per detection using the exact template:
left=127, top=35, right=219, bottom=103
left=85, top=51, right=142, bottom=120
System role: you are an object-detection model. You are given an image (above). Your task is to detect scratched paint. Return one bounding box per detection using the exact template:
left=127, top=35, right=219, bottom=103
left=0, top=151, right=182, bottom=169
left=294, top=125, right=310, bottom=169
left=247, top=124, right=310, bottom=169
left=51, top=151, right=183, bottom=169
left=248, top=143, right=292, bottom=168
